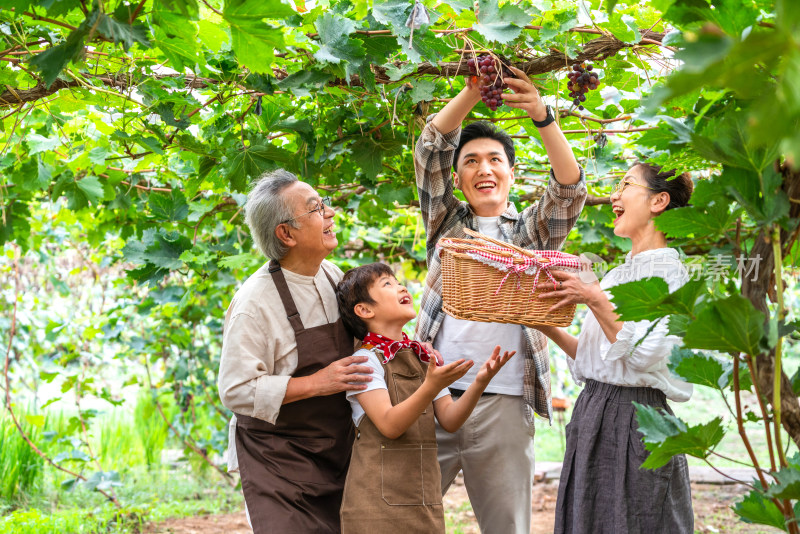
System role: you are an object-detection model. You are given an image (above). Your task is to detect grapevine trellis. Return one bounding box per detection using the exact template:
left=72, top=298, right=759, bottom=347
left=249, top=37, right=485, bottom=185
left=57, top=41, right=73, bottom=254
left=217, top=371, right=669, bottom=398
left=1, top=1, right=800, bottom=530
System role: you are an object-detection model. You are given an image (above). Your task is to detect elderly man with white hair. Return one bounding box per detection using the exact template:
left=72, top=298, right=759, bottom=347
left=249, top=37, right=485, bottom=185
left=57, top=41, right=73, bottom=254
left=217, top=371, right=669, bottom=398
left=217, top=169, right=373, bottom=534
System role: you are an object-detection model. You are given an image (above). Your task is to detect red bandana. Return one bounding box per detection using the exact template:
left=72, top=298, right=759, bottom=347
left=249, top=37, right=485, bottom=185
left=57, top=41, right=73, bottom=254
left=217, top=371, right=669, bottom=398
left=361, top=332, right=441, bottom=366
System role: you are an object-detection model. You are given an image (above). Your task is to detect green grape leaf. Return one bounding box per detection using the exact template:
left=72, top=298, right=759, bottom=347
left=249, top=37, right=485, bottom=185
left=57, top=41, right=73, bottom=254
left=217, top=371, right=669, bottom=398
left=606, top=13, right=640, bottom=44
left=96, top=13, right=151, bottom=51
left=408, top=79, right=437, bottom=103
left=28, top=26, right=89, bottom=88
left=224, top=0, right=291, bottom=72
left=723, top=166, right=790, bottom=227
left=314, top=12, right=365, bottom=70
left=27, top=133, right=62, bottom=155
left=277, top=70, right=332, bottom=97
left=765, top=467, right=800, bottom=501
left=474, top=0, right=531, bottom=44
left=733, top=489, right=787, bottom=530
left=667, top=346, right=727, bottom=389
left=634, top=403, right=724, bottom=469
left=148, top=189, right=189, bottom=221
left=157, top=0, right=200, bottom=18
left=377, top=182, right=415, bottom=205
left=226, top=145, right=295, bottom=192
left=684, top=295, right=765, bottom=356
left=655, top=201, right=739, bottom=238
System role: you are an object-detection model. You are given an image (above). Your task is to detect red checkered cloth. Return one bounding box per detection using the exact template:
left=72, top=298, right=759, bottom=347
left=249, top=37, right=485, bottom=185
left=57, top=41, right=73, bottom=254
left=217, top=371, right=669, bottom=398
left=362, top=332, right=443, bottom=366
left=438, top=239, right=581, bottom=295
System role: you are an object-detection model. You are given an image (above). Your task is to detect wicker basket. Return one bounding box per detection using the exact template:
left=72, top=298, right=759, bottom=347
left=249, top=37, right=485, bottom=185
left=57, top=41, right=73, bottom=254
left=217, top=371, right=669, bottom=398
left=439, top=228, right=579, bottom=327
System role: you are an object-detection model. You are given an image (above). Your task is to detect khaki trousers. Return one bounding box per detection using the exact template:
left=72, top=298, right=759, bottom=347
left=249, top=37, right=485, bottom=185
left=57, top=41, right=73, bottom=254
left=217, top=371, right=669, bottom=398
left=436, top=393, right=536, bottom=534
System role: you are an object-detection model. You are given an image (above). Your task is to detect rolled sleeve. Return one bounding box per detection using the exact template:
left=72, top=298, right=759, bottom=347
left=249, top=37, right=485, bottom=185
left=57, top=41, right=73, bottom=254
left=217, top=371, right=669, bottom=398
left=218, top=312, right=289, bottom=424
left=415, top=114, right=465, bottom=251
left=419, top=114, right=462, bottom=152
left=518, top=167, right=586, bottom=250
left=602, top=318, right=677, bottom=371
left=547, top=167, right=587, bottom=201
left=253, top=374, right=291, bottom=423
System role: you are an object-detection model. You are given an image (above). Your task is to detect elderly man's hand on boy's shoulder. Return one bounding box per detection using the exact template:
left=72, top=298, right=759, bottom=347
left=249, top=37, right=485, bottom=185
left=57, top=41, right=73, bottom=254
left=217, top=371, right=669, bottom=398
left=310, top=355, right=374, bottom=396
left=475, top=346, right=516, bottom=387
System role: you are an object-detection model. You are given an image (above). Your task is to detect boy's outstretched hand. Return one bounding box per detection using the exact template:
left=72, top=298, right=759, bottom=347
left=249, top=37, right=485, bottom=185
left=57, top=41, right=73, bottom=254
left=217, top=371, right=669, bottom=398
left=425, top=357, right=474, bottom=391
left=475, top=346, right=516, bottom=387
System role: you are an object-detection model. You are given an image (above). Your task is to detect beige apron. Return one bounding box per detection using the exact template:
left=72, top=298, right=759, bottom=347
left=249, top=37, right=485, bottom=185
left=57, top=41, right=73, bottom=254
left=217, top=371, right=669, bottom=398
left=340, top=346, right=445, bottom=533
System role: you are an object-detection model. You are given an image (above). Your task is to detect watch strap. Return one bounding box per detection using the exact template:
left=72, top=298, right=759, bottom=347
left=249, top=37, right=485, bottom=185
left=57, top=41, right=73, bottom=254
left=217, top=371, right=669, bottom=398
left=532, top=105, right=555, bottom=128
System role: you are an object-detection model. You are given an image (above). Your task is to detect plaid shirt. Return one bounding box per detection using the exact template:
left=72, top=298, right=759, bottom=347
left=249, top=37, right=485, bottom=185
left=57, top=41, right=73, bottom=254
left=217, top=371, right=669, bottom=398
left=413, top=117, right=587, bottom=424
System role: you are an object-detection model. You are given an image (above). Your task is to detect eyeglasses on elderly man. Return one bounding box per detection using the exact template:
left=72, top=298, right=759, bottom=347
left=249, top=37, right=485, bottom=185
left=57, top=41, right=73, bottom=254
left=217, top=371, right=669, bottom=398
left=280, top=196, right=332, bottom=224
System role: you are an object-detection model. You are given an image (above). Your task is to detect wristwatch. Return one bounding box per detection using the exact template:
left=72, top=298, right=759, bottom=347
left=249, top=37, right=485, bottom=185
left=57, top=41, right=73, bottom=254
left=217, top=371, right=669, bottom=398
left=532, top=105, right=555, bottom=128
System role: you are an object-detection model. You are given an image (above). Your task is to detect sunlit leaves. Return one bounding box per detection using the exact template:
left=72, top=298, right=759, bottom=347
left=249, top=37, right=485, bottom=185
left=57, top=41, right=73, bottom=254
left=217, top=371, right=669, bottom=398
left=609, top=278, right=706, bottom=322
left=655, top=200, right=740, bottom=239
left=123, top=228, right=192, bottom=283
left=148, top=190, right=189, bottom=221
left=684, top=295, right=765, bottom=356
left=28, top=9, right=150, bottom=87
left=224, top=0, right=292, bottom=72
left=668, top=346, right=738, bottom=390
left=314, top=12, right=365, bottom=75
left=152, top=1, right=202, bottom=73
left=474, top=0, right=531, bottom=44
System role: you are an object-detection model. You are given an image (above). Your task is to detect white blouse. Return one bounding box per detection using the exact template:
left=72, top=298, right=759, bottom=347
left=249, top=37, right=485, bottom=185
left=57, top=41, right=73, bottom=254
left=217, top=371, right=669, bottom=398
left=569, top=248, right=693, bottom=402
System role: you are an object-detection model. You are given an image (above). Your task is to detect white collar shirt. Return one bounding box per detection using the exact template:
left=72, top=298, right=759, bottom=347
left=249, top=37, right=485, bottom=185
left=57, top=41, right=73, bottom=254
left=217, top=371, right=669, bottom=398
left=569, top=248, right=693, bottom=402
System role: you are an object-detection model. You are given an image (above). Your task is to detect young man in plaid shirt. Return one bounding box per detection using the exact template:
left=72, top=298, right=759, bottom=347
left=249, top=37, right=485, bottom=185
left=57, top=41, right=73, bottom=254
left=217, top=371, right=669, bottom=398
left=414, top=68, right=587, bottom=533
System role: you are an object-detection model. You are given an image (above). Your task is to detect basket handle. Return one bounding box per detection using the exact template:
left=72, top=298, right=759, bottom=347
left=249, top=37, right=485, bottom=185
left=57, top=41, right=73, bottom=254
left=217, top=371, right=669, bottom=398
left=462, top=228, right=548, bottom=262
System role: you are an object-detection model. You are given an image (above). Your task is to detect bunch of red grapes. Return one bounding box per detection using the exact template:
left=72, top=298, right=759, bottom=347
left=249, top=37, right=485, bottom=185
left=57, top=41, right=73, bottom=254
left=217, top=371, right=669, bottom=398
left=467, top=55, right=510, bottom=112
left=567, top=63, right=600, bottom=111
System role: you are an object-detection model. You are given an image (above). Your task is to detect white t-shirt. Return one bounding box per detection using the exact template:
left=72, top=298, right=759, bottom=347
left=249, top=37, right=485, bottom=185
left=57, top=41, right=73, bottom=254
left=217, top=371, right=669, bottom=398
left=570, top=248, right=693, bottom=402
left=346, top=348, right=450, bottom=426
left=433, top=216, right=527, bottom=395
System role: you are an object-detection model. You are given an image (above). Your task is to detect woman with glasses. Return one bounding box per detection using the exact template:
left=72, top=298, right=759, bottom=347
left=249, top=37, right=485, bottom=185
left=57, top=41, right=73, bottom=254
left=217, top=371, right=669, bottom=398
left=217, top=169, right=373, bottom=534
left=532, top=163, right=695, bottom=533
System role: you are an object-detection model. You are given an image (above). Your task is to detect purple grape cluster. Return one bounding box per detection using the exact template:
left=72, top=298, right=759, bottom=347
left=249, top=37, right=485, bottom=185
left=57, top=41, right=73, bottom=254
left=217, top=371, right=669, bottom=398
left=467, top=55, right=509, bottom=112
left=567, top=63, right=600, bottom=111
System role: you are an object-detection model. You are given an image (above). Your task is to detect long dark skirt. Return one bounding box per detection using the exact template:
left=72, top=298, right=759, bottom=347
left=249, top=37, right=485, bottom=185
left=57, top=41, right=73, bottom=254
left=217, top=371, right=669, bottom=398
left=554, top=380, right=694, bottom=534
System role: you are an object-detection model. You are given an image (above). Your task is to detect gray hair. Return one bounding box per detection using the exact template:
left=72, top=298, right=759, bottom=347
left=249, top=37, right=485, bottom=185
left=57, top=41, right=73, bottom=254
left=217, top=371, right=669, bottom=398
left=244, top=169, right=299, bottom=260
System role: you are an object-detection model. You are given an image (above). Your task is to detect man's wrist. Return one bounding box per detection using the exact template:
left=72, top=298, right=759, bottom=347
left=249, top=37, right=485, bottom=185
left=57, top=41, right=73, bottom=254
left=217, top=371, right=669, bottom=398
left=531, top=105, right=555, bottom=128
left=528, top=102, right=548, bottom=123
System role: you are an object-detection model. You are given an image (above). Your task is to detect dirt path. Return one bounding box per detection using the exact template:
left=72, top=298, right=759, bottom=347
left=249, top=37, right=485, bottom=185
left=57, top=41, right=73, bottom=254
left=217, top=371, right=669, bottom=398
left=145, top=479, right=765, bottom=534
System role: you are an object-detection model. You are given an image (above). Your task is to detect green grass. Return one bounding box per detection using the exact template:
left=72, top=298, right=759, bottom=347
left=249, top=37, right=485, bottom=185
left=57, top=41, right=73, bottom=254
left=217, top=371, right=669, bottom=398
left=0, top=393, right=241, bottom=533
left=445, top=501, right=476, bottom=534
left=0, top=410, right=45, bottom=504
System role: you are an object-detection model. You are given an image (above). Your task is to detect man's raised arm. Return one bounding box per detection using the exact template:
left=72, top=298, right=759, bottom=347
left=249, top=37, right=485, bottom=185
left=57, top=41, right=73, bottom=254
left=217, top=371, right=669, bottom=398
left=502, top=67, right=581, bottom=186
left=430, top=80, right=481, bottom=135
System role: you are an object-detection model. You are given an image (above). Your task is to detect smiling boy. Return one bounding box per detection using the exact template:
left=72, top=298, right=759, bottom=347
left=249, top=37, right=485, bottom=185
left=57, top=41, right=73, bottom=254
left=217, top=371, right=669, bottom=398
left=335, top=263, right=515, bottom=533
left=414, top=69, right=587, bottom=532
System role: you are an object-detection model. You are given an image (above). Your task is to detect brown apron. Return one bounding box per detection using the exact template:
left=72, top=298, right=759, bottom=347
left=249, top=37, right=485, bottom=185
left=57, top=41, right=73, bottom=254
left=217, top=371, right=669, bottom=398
left=235, top=260, right=355, bottom=534
left=340, top=347, right=445, bottom=534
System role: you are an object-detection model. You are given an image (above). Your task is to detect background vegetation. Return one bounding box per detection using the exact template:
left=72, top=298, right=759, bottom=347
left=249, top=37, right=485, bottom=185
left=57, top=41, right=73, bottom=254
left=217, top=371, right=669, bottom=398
left=1, top=0, right=798, bottom=531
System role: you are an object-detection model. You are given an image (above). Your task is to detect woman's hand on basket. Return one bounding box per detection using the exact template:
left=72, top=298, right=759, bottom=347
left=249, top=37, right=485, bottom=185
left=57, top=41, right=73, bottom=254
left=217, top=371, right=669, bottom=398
left=536, top=270, right=603, bottom=312
left=475, top=346, right=516, bottom=387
